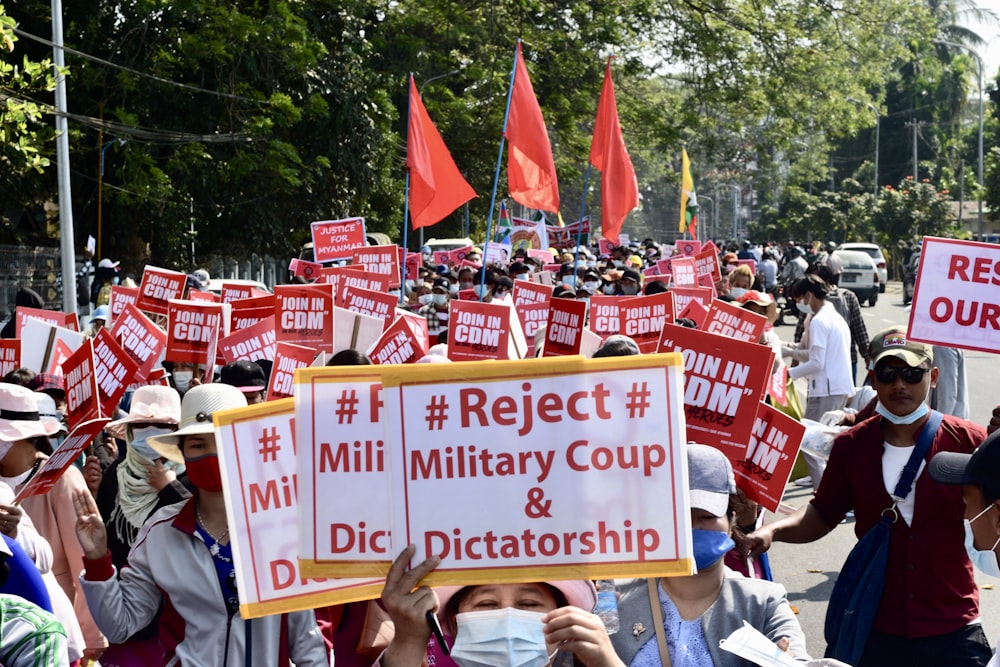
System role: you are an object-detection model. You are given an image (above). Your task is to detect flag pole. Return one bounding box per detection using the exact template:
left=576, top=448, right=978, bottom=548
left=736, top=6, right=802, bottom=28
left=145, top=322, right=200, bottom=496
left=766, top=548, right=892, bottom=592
left=480, top=41, right=521, bottom=301
left=401, top=74, right=414, bottom=305
left=572, top=164, right=592, bottom=286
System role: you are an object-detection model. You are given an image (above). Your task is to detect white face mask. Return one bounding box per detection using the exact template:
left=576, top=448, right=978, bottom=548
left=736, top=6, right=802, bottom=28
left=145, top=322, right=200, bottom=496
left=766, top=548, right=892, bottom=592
left=964, top=504, right=1000, bottom=578
left=796, top=300, right=812, bottom=315
left=602, top=284, right=616, bottom=295
left=563, top=275, right=577, bottom=288
left=432, top=293, right=448, bottom=306
left=621, top=283, right=638, bottom=296
left=515, top=273, right=529, bottom=281
left=419, top=294, right=433, bottom=306
left=173, top=370, right=194, bottom=393
left=450, top=608, right=554, bottom=667
left=450, top=283, right=459, bottom=295
left=730, top=287, right=748, bottom=298
left=130, top=425, right=176, bottom=462
left=874, top=400, right=930, bottom=425
left=584, top=281, right=600, bottom=292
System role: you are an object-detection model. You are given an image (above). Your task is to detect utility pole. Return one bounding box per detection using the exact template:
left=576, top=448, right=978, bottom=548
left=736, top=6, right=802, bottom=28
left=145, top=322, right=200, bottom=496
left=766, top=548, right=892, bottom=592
left=52, top=0, right=77, bottom=313
left=905, top=118, right=919, bottom=180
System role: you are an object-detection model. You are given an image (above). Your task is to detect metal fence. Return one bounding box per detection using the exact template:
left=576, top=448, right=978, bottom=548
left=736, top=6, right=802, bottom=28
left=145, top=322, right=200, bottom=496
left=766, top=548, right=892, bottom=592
left=0, top=245, right=63, bottom=316
left=199, top=254, right=286, bottom=289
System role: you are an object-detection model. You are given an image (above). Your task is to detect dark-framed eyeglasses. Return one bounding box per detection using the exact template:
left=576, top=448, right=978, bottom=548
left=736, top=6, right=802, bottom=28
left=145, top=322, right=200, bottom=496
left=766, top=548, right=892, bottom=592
left=873, top=365, right=929, bottom=385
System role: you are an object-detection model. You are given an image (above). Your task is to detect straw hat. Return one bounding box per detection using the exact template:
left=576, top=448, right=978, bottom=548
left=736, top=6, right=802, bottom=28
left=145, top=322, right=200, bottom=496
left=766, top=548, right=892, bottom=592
left=147, top=384, right=247, bottom=463
left=105, top=385, right=181, bottom=440
left=0, top=384, right=61, bottom=442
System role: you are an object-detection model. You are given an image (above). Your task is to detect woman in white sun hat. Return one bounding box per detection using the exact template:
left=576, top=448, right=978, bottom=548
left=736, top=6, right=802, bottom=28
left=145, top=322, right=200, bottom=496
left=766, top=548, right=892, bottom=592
left=0, top=382, right=104, bottom=661
left=74, top=383, right=328, bottom=666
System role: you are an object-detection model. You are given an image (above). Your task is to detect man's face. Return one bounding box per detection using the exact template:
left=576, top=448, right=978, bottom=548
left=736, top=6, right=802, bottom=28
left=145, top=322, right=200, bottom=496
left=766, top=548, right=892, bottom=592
left=961, top=484, right=1000, bottom=555
left=870, top=357, right=937, bottom=417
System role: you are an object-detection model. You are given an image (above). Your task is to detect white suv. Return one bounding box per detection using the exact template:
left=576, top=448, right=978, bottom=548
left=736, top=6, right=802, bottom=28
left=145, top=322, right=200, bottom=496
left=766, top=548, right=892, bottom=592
left=838, top=243, right=887, bottom=291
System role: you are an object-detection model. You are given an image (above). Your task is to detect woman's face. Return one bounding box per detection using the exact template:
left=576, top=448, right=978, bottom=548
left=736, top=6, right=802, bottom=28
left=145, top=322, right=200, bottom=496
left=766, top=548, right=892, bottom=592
left=691, top=507, right=729, bottom=533
left=457, top=583, right=561, bottom=654
left=182, top=433, right=217, bottom=461
left=730, top=274, right=751, bottom=290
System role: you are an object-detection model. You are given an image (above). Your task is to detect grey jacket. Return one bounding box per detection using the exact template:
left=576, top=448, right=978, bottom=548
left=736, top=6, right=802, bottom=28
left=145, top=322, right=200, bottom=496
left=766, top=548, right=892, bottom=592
left=609, top=573, right=810, bottom=666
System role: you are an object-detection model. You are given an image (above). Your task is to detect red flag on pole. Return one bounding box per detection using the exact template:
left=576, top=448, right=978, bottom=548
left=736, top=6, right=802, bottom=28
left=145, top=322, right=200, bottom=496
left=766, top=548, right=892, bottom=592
left=407, top=75, right=477, bottom=230
left=505, top=43, right=560, bottom=213
left=589, top=57, right=638, bottom=246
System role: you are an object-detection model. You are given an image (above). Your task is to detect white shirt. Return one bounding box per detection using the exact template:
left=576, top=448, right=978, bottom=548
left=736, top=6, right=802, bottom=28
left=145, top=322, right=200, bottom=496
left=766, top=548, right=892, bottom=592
left=881, top=442, right=926, bottom=526
left=787, top=302, right=854, bottom=397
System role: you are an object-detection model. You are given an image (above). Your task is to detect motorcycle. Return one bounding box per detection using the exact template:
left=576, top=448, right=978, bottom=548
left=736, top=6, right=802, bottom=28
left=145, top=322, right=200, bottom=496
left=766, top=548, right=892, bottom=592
left=769, top=282, right=798, bottom=326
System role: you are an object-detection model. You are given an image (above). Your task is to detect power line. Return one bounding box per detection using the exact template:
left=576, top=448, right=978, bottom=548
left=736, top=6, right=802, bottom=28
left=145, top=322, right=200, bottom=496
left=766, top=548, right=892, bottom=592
left=11, top=27, right=274, bottom=106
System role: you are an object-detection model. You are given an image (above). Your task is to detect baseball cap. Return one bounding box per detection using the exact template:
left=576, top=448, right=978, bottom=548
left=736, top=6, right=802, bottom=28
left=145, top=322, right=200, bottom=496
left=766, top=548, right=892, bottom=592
left=687, top=443, right=736, bottom=517
left=220, top=360, right=267, bottom=394
left=622, top=268, right=641, bottom=283
left=929, top=428, right=1000, bottom=501
left=432, top=277, right=450, bottom=292
left=98, top=258, right=120, bottom=269
left=868, top=326, right=933, bottom=369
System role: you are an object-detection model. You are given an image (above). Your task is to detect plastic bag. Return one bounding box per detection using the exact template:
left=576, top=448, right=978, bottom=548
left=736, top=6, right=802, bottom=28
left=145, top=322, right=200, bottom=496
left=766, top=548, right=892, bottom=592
left=799, top=419, right=843, bottom=461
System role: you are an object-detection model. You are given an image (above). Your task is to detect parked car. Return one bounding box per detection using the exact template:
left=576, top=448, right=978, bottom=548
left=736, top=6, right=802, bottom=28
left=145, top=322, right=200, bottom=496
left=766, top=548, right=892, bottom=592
left=834, top=250, right=880, bottom=306
left=902, top=249, right=920, bottom=305
left=838, top=242, right=887, bottom=292
left=424, top=237, right=475, bottom=252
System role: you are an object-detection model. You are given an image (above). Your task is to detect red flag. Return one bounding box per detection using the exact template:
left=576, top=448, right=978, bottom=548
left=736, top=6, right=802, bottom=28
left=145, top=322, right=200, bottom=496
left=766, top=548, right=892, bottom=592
left=589, top=58, right=638, bottom=246
left=407, top=75, right=477, bottom=230
left=505, top=43, right=560, bottom=213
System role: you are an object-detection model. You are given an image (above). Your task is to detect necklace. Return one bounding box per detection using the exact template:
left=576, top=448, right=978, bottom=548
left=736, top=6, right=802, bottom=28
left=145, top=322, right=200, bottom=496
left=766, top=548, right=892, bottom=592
left=195, top=501, right=230, bottom=559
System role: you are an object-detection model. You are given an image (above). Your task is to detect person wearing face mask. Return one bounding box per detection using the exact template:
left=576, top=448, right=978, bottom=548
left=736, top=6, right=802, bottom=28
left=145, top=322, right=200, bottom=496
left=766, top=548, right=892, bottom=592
left=168, top=361, right=202, bottom=396
left=929, top=429, right=1000, bottom=667
left=509, top=261, right=530, bottom=282
left=75, top=384, right=328, bottom=666
left=378, top=544, right=611, bottom=667
left=0, top=383, right=108, bottom=661
left=726, top=265, right=754, bottom=299
left=86, top=385, right=189, bottom=664
left=611, top=444, right=810, bottom=666
left=780, top=275, right=853, bottom=490
left=419, top=278, right=452, bottom=344
left=745, top=328, right=993, bottom=667
left=616, top=269, right=642, bottom=296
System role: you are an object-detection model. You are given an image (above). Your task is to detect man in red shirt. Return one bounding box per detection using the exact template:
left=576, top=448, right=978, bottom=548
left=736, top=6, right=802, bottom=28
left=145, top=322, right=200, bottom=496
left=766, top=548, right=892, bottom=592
left=744, top=326, right=992, bottom=666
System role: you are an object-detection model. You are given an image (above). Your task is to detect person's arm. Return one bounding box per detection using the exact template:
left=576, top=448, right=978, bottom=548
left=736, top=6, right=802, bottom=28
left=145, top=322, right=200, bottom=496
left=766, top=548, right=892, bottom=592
left=287, top=609, right=333, bottom=667
left=788, top=315, right=828, bottom=380
left=761, top=586, right=810, bottom=662
left=380, top=546, right=442, bottom=667
left=844, top=294, right=870, bottom=364
left=742, top=504, right=835, bottom=558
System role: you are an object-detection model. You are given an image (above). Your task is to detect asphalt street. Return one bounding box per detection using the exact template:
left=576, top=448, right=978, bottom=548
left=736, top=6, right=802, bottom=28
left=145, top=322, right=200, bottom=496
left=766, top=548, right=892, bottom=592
left=768, top=281, right=999, bottom=659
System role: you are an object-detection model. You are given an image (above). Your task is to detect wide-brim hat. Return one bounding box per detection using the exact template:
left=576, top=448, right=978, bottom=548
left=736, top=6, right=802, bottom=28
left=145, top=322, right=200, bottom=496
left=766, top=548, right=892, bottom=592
left=736, top=290, right=778, bottom=325
left=434, top=580, right=597, bottom=634
left=0, top=383, right=60, bottom=441
left=33, top=392, right=67, bottom=436
left=148, top=384, right=247, bottom=463
left=106, top=385, right=181, bottom=440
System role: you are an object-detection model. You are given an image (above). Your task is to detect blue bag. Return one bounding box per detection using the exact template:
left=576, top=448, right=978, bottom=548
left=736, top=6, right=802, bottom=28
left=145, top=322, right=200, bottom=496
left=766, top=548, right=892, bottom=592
left=824, top=410, right=943, bottom=665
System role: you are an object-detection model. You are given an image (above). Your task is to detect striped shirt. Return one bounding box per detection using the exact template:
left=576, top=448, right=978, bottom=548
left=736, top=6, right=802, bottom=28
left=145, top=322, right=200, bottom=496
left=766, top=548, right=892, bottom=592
left=0, top=594, right=68, bottom=667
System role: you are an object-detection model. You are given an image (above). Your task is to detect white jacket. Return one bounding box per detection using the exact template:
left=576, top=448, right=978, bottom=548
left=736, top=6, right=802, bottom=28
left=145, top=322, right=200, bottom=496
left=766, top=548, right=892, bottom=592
left=80, top=498, right=328, bottom=666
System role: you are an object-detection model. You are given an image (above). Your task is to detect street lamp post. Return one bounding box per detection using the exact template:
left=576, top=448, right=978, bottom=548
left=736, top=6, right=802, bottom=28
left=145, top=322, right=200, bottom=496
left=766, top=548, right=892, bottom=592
left=700, top=195, right=714, bottom=243
left=417, top=69, right=461, bottom=249
left=935, top=40, right=984, bottom=239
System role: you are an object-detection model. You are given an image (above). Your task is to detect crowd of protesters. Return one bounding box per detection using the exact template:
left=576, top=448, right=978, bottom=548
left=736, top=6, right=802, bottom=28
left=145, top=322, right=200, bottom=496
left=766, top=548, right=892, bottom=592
left=0, top=235, right=994, bottom=667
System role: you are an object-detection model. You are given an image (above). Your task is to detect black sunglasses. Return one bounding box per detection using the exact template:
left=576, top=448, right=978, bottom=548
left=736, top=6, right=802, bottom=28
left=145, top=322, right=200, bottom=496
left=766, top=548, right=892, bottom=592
left=874, top=365, right=929, bottom=384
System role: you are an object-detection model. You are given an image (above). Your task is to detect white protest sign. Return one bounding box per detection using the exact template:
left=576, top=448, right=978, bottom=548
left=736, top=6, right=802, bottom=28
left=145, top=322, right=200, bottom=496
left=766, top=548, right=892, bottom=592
left=907, top=236, right=1000, bottom=352
left=381, top=355, right=692, bottom=586
left=295, top=368, right=391, bottom=577
left=214, top=399, right=384, bottom=618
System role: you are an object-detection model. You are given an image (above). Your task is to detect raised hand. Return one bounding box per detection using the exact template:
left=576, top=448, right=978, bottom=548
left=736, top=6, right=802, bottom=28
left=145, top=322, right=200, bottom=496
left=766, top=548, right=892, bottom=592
left=73, top=488, right=108, bottom=560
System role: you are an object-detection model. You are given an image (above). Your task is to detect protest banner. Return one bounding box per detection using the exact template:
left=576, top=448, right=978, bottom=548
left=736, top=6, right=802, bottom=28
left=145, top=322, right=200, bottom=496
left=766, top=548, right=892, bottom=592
left=694, top=246, right=722, bottom=284
left=295, top=368, right=395, bottom=576
left=288, top=258, right=324, bottom=282
left=642, top=265, right=660, bottom=277
left=15, top=307, right=78, bottom=337
left=135, top=266, right=187, bottom=316
left=513, top=281, right=553, bottom=309
left=656, top=257, right=674, bottom=276
left=343, top=286, right=396, bottom=330
left=267, top=342, right=317, bottom=400
left=677, top=298, right=709, bottom=328
left=737, top=258, right=757, bottom=275
left=588, top=296, right=625, bottom=338
left=188, top=290, right=219, bottom=304
left=432, top=250, right=450, bottom=267
left=166, top=300, right=228, bottom=367
left=906, top=236, right=1000, bottom=352
left=310, top=217, right=367, bottom=263
left=396, top=309, right=430, bottom=351
left=93, top=329, right=140, bottom=418
left=733, top=403, right=804, bottom=513
left=403, top=252, right=422, bottom=283
left=63, top=340, right=100, bottom=429
left=448, top=300, right=512, bottom=362
left=527, top=249, right=553, bottom=264
left=333, top=307, right=384, bottom=356
left=598, top=238, right=615, bottom=255
left=13, top=418, right=110, bottom=503
left=352, top=245, right=402, bottom=289
left=45, top=339, right=73, bottom=376
left=275, top=284, right=334, bottom=354
left=542, top=298, right=587, bottom=357
left=219, top=317, right=277, bottom=364
left=380, top=354, right=691, bottom=584
left=230, top=294, right=275, bottom=332
left=618, top=292, right=675, bottom=354
left=671, top=286, right=713, bottom=314
left=220, top=283, right=255, bottom=304
left=484, top=242, right=512, bottom=267
left=671, top=257, right=697, bottom=288
left=0, top=340, right=19, bottom=377
left=547, top=217, right=590, bottom=249
left=109, top=286, right=139, bottom=323
left=329, top=269, right=391, bottom=308
left=657, top=323, right=774, bottom=460
left=213, top=399, right=384, bottom=615
left=20, top=320, right=83, bottom=380
left=513, top=282, right=552, bottom=357
left=703, top=299, right=766, bottom=344
left=677, top=240, right=702, bottom=257
left=368, top=316, right=427, bottom=365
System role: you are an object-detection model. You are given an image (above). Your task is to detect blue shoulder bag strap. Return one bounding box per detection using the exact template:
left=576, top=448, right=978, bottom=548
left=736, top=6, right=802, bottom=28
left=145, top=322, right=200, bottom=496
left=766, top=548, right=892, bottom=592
left=891, top=410, right=943, bottom=503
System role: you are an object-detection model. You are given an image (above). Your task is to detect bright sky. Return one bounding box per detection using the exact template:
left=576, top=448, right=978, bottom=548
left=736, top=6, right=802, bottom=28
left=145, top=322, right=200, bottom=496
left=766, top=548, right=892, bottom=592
left=969, top=12, right=1000, bottom=82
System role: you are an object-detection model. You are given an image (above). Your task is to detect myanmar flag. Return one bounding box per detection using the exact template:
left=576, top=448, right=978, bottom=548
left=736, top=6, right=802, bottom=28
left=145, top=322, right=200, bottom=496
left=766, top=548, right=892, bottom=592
left=679, top=148, right=699, bottom=239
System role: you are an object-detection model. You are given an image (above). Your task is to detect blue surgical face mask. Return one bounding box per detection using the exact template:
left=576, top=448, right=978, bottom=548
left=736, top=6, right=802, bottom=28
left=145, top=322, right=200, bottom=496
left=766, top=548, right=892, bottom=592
left=474, top=284, right=489, bottom=298
left=796, top=301, right=812, bottom=315
left=432, top=293, right=448, bottom=306
left=875, top=400, right=930, bottom=425
left=130, top=425, right=176, bottom=462
left=450, top=608, right=554, bottom=667
left=730, top=287, right=748, bottom=298
left=964, top=505, right=1000, bottom=578
left=563, top=275, right=577, bottom=288
left=692, top=528, right=735, bottom=571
